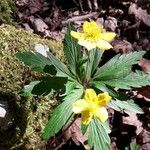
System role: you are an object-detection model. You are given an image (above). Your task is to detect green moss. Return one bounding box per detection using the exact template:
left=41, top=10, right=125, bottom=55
left=0, top=25, right=63, bottom=149
left=0, top=0, right=16, bottom=25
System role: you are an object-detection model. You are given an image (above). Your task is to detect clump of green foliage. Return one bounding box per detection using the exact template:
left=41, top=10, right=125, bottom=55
left=0, top=0, right=16, bottom=25
left=0, top=24, right=63, bottom=149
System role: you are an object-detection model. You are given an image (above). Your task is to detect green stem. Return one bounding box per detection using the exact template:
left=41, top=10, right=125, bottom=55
left=83, top=50, right=90, bottom=88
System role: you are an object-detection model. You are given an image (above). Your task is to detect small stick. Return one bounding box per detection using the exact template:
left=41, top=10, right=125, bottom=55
left=62, top=12, right=99, bottom=24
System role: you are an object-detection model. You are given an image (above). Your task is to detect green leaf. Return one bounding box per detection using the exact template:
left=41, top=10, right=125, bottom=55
left=63, top=24, right=81, bottom=75
left=125, top=140, right=140, bottom=150
left=63, top=88, right=83, bottom=101
left=19, top=81, right=40, bottom=97
left=94, top=51, right=145, bottom=79
left=88, top=119, right=111, bottom=150
left=81, top=124, right=88, bottom=135
left=60, top=81, right=77, bottom=96
left=47, top=51, right=74, bottom=79
left=95, top=71, right=150, bottom=89
left=32, top=76, right=68, bottom=96
left=86, top=49, right=103, bottom=80
left=110, top=99, right=144, bottom=114
left=42, top=88, right=83, bottom=140
left=43, top=65, right=57, bottom=75
left=76, top=56, right=88, bottom=80
left=91, top=81, right=118, bottom=97
left=16, top=51, right=52, bottom=72
left=92, top=81, right=130, bottom=100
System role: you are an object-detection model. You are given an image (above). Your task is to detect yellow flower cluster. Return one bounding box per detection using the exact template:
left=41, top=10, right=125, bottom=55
left=72, top=89, right=111, bottom=124
left=71, top=21, right=116, bottom=51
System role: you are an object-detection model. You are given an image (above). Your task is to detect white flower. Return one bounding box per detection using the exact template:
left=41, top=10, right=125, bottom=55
left=34, top=44, right=49, bottom=57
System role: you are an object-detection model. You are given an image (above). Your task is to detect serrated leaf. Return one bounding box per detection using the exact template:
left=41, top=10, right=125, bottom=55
left=91, top=81, right=118, bottom=97
left=63, top=24, right=81, bottom=75
left=63, top=88, right=83, bottom=101
left=19, top=81, right=40, bottom=97
left=43, top=65, right=57, bottom=75
left=47, top=51, right=75, bottom=80
left=16, top=51, right=52, bottom=72
left=42, top=88, right=83, bottom=140
left=110, top=99, right=144, bottom=114
left=86, top=49, right=103, bottom=80
left=96, top=71, right=150, bottom=89
left=32, top=76, right=68, bottom=96
left=92, top=81, right=130, bottom=100
left=94, top=51, right=145, bottom=79
left=88, top=119, right=111, bottom=150
left=60, top=81, right=77, bottom=96
left=81, top=123, right=88, bottom=135
left=76, top=56, right=88, bottom=80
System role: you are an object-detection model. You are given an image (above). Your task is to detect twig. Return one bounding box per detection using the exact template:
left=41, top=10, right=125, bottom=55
left=93, top=0, right=98, bottom=10
left=62, top=12, right=99, bottom=24
left=87, top=0, right=92, bottom=10
left=72, top=0, right=80, bottom=6
left=79, top=0, right=84, bottom=12
left=126, top=21, right=141, bottom=30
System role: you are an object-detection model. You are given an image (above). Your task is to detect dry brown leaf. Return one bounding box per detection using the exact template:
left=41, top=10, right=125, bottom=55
left=122, top=112, right=143, bottom=135
left=136, top=86, right=150, bottom=101
left=112, top=40, right=133, bottom=53
left=64, top=118, right=89, bottom=150
left=28, top=0, right=45, bottom=14
left=137, top=130, right=150, bottom=150
left=128, top=3, right=150, bottom=27
left=104, top=17, right=118, bottom=31
left=29, top=17, right=49, bottom=35
left=111, top=137, right=118, bottom=150
left=139, top=58, right=150, bottom=74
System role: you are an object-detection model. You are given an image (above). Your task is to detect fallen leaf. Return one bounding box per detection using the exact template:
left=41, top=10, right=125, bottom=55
left=122, top=112, right=143, bottom=135
left=136, top=86, right=150, bottom=101
left=137, top=130, right=150, bottom=150
left=28, top=0, right=45, bottom=14
left=112, top=40, right=133, bottom=53
left=139, top=58, right=150, bottom=74
left=104, top=16, right=118, bottom=31
left=64, top=118, right=89, bottom=150
left=29, top=17, right=49, bottom=35
left=128, top=3, right=150, bottom=27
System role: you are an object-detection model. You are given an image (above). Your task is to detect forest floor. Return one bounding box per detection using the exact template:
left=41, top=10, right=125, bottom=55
left=14, top=0, right=150, bottom=149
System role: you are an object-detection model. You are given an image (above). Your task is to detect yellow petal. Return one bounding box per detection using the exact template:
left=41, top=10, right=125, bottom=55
left=70, top=31, right=84, bottom=40
left=83, top=21, right=102, bottom=34
left=95, top=107, right=108, bottom=122
left=81, top=110, right=93, bottom=125
left=83, top=21, right=97, bottom=33
left=100, top=32, right=116, bottom=42
left=97, top=92, right=111, bottom=106
left=84, top=89, right=97, bottom=103
left=78, top=40, right=96, bottom=51
left=96, top=40, right=113, bottom=50
left=72, top=99, right=88, bottom=114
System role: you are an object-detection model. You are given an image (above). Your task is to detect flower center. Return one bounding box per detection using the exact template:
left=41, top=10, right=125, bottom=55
left=88, top=102, right=99, bottom=115
left=84, top=28, right=101, bottom=43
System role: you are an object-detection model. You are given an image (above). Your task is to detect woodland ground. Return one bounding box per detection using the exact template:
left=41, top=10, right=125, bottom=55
left=0, top=0, right=150, bottom=149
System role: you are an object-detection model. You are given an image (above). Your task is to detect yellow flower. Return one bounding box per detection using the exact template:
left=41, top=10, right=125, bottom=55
left=72, top=89, right=111, bottom=125
left=70, top=21, right=116, bottom=51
